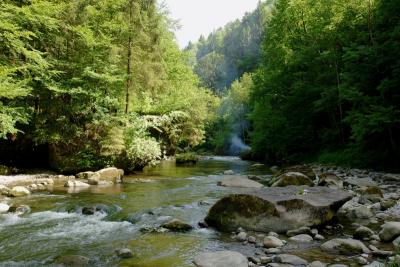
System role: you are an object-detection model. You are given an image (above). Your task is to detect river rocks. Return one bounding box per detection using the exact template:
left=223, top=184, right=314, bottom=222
left=9, top=186, right=30, bottom=197
left=287, top=226, right=311, bottom=237
left=64, top=180, right=90, bottom=188
left=161, top=219, right=193, bottom=232
left=281, top=165, right=316, bottom=180
left=76, top=171, right=97, bottom=180
left=263, top=236, right=285, bottom=248
left=193, top=251, right=248, bottom=267
left=224, top=170, right=235, bottom=175
left=338, top=200, right=374, bottom=220
left=236, top=231, right=247, bottom=241
left=115, top=248, right=133, bottom=259
left=354, top=226, right=375, bottom=240
left=378, top=221, right=400, bottom=242
left=308, top=261, right=327, bottom=267
left=96, top=167, right=123, bottom=183
left=276, top=254, right=308, bottom=266
left=318, top=173, right=343, bottom=189
left=0, top=203, right=9, bottom=213
left=321, top=238, right=370, bottom=255
left=218, top=175, right=264, bottom=188
left=272, top=172, right=314, bottom=187
left=205, top=186, right=352, bottom=233
left=344, top=177, right=377, bottom=188
left=289, top=234, right=313, bottom=242
left=392, top=236, right=400, bottom=248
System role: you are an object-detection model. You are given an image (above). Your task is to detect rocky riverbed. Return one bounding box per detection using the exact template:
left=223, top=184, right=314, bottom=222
left=0, top=159, right=400, bottom=267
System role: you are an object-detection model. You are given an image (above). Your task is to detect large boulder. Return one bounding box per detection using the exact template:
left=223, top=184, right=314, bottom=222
left=9, top=186, right=30, bottom=197
left=205, top=186, right=352, bottom=233
left=379, top=221, right=400, bottom=242
left=321, top=238, right=370, bottom=255
left=95, top=167, right=124, bottom=183
left=272, top=172, right=314, bottom=187
left=193, top=251, right=248, bottom=267
left=218, top=175, right=264, bottom=188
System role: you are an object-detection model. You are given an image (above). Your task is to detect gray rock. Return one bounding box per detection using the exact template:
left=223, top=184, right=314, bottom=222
left=205, top=186, right=352, bottom=233
left=267, top=264, right=294, bottom=267
left=263, top=236, right=284, bottom=248
left=356, top=256, right=368, bottom=265
left=276, top=254, right=308, bottom=266
left=218, top=175, right=264, bottom=188
left=248, top=236, right=257, bottom=243
left=265, top=248, right=281, bottom=254
left=236, top=231, right=247, bottom=241
left=193, top=251, right=248, bottom=267
left=224, top=170, right=235, bottom=175
left=289, top=234, right=313, bottom=242
left=379, top=221, right=400, bottom=242
left=287, top=227, right=311, bottom=237
left=115, top=248, right=133, bottom=259
left=344, top=177, right=377, bottom=187
left=315, top=234, right=325, bottom=240
left=393, top=235, right=400, bottom=248
left=318, top=173, right=343, bottom=189
left=321, top=238, right=370, bottom=255
left=354, top=226, right=375, bottom=240
left=363, top=261, right=385, bottom=267
left=308, top=261, right=326, bottom=267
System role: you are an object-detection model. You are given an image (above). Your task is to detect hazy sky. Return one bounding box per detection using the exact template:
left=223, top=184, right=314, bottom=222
left=162, top=0, right=260, bottom=48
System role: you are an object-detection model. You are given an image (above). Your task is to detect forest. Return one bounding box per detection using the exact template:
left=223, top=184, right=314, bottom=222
left=1, top=0, right=400, bottom=171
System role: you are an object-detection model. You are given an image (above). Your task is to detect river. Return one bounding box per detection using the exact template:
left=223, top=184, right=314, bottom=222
left=0, top=157, right=273, bottom=266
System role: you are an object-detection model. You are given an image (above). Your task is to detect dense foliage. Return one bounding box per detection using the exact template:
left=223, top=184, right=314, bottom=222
left=0, top=0, right=216, bottom=172
left=251, top=0, right=400, bottom=169
left=185, top=1, right=272, bottom=94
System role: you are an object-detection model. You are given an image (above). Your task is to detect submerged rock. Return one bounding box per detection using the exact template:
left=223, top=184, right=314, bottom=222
left=271, top=172, right=314, bottom=187
left=115, top=248, right=133, bottom=259
left=193, top=251, right=248, bottom=267
left=64, top=181, right=90, bottom=188
left=218, top=175, right=264, bottom=188
left=57, top=255, right=90, bottom=266
left=205, top=186, right=352, bottom=233
left=321, top=238, right=370, bottom=255
left=275, top=254, right=308, bottom=266
left=161, top=219, right=193, bottom=232
left=289, top=234, right=313, bottom=243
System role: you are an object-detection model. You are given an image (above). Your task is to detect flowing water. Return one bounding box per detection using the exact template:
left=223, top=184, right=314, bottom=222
left=0, top=157, right=272, bottom=267
left=0, top=157, right=372, bottom=266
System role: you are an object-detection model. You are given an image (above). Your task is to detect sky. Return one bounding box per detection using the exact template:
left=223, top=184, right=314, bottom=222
left=162, top=0, right=260, bottom=48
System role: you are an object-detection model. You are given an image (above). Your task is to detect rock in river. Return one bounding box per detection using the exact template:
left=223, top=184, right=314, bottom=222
left=9, top=186, right=30, bottom=197
left=96, top=167, right=124, bottom=183
left=205, top=186, right=352, bottom=233
left=271, top=172, right=314, bottom=187
left=218, top=175, right=264, bottom=188
left=0, top=203, right=10, bottom=213
left=379, top=221, right=400, bottom=242
left=64, top=181, right=90, bottom=188
left=193, top=250, right=248, bottom=267
left=321, top=238, right=370, bottom=255
left=161, top=219, right=193, bottom=232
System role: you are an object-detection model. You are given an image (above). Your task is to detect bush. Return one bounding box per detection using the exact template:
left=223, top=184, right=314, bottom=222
left=124, top=137, right=161, bottom=172
left=175, top=152, right=199, bottom=165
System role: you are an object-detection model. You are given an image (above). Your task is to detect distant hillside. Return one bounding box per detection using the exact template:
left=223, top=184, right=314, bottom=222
left=184, top=1, right=273, bottom=93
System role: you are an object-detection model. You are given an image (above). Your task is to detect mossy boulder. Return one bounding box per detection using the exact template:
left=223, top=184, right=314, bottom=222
left=278, top=165, right=316, bottom=180
left=161, top=219, right=193, bottom=232
left=271, top=172, right=314, bottom=187
left=205, top=186, right=352, bottom=233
